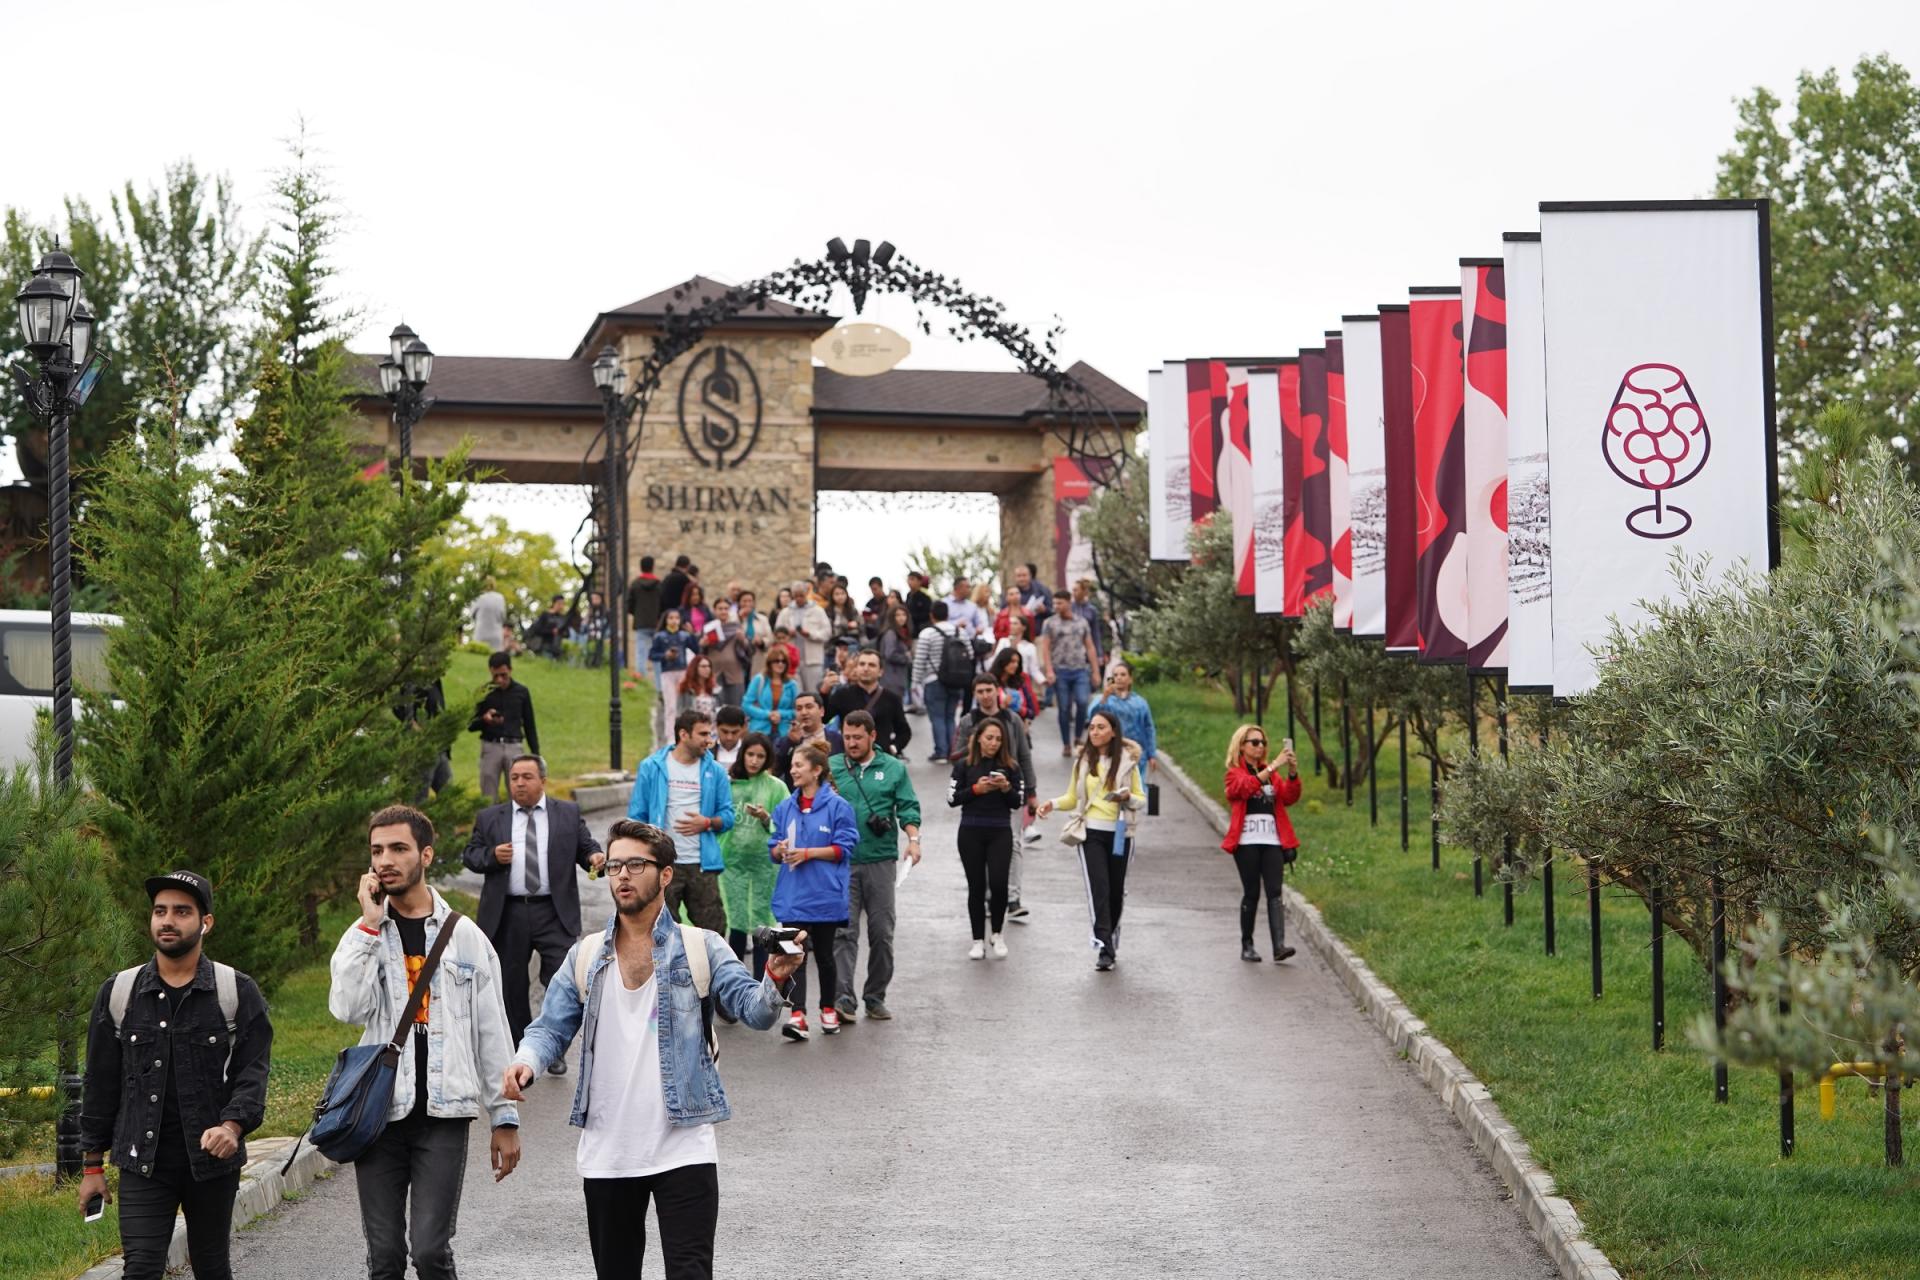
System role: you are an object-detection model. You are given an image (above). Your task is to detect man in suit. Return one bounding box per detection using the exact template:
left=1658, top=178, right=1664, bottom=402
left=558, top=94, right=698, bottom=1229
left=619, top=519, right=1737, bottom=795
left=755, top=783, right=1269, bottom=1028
left=462, top=754, right=603, bottom=1071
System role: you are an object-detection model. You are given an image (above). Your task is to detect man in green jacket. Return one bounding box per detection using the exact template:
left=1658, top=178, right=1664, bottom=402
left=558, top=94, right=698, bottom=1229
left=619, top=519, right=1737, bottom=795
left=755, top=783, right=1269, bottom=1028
left=829, top=710, right=922, bottom=1023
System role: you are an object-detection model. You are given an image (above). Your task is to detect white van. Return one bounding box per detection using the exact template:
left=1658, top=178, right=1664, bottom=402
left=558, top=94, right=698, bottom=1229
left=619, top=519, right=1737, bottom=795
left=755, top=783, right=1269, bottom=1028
left=0, top=609, right=120, bottom=770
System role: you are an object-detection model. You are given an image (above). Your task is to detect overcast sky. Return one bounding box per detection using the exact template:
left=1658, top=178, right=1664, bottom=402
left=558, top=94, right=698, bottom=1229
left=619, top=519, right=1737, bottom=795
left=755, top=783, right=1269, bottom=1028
left=15, top=1, right=1919, bottom=581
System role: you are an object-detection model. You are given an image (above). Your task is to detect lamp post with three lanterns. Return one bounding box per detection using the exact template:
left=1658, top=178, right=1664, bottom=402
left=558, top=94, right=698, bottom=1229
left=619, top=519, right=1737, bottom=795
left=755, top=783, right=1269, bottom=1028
left=590, top=344, right=629, bottom=771
left=378, top=321, right=434, bottom=476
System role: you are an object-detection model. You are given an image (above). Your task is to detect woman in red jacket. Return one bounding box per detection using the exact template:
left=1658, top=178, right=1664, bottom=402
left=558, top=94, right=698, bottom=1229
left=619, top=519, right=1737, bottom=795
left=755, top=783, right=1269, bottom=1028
left=1222, top=723, right=1301, bottom=963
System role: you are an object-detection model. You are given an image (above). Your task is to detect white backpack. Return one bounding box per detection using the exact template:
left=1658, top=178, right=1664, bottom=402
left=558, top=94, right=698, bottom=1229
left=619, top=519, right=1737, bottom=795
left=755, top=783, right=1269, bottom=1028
left=573, top=923, right=718, bottom=1062
left=109, top=962, right=241, bottom=1077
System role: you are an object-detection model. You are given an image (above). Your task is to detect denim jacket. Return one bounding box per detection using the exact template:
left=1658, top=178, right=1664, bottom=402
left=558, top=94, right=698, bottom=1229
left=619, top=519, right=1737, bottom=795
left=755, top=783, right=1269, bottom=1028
left=511, top=911, right=782, bottom=1128
left=327, top=888, right=520, bottom=1128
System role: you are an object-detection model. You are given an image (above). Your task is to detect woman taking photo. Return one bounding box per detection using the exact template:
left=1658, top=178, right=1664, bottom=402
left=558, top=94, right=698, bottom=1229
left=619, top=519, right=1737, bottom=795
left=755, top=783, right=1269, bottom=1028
left=723, top=733, right=789, bottom=977
left=743, top=647, right=798, bottom=736
left=676, top=653, right=721, bottom=721
left=877, top=603, right=914, bottom=701
left=768, top=744, right=860, bottom=1041
left=1038, top=709, right=1145, bottom=971
left=649, top=609, right=697, bottom=727
left=1221, top=724, right=1301, bottom=963
left=948, top=718, right=1027, bottom=959
left=988, top=646, right=1039, bottom=723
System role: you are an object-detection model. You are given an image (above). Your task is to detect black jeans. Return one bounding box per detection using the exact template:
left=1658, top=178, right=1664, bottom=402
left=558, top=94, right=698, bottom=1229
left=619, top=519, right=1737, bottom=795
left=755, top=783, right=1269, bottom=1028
left=1079, top=828, right=1132, bottom=955
left=583, top=1164, right=720, bottom=1279
left=119, top=1140, right=240, bottom=1280
left=352, top=1114, right=471, bottom=1280
left=957, top=824, right=1014, bottom=938
left=782, top=921, right=841, bottom=1012
left=497, top=897, right=571, bottom=1046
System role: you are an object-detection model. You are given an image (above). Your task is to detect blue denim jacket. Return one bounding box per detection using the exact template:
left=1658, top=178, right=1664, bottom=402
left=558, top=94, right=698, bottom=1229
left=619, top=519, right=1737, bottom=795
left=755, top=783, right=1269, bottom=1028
left=511, top=910, right=781, bottom=1128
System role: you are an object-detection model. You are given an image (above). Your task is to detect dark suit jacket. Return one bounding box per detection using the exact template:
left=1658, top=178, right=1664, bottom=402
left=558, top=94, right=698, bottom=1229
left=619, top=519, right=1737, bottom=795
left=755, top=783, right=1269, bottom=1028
left=461, top=797, right=602, bottom=937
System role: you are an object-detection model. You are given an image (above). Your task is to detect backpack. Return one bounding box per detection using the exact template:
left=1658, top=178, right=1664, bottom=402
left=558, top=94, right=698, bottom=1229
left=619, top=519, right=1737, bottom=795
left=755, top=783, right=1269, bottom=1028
left=574, top=922, right=719, bottom=1063
left=111, top=962, right=240, bottom=1076
left=937, top=628, right=976, bottom=689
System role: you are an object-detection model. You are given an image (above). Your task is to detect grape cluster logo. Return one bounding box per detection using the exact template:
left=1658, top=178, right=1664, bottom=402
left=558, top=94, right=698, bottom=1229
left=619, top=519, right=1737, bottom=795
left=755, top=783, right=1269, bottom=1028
left=1602, top=362, right=1709, bottom=539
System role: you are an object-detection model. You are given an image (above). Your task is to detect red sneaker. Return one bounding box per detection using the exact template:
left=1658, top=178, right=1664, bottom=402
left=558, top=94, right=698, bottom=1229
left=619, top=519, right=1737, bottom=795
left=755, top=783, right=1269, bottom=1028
left=783, top=1010, right=809, bottom=1042
left=820, top=1007, right=841, bottom=1035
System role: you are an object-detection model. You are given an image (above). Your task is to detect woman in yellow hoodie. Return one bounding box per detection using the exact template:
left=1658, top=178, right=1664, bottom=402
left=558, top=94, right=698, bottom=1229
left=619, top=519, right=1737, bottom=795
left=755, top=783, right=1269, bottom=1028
left=1038, top=709, right=1146, bottom=970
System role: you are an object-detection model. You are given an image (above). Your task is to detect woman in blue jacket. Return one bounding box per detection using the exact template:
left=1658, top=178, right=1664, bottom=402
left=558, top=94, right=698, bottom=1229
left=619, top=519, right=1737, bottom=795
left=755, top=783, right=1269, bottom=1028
left=768, top=743, right=860, bottom=1041
left=649, top=609, right=699, bottom=731
left=742, top=647, right=799, bottom=736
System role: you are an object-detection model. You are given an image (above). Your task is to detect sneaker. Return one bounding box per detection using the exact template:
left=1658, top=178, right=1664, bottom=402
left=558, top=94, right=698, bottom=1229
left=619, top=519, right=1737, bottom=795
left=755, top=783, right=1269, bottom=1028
left=1022, top=828, right=1043, bottom=845
left=990, top=933, right=1008, bottom=959
left=1061, top=743, right=1074, bottom=757
left=834, top=995, right=859, bottom=1022
left=783, top=1011, right=809, bottom=1041
left=864, top=1000, right=893, bottom=1021
left=968, top=939, right=986, bottom=961
left=1005, top=901, right=1030, bottom=922
left=1094, top=952, right=1115, bottom=972
left=820, top=1007, right=841, bottom=1034
left=1273, top=945, right=1297, bottom=963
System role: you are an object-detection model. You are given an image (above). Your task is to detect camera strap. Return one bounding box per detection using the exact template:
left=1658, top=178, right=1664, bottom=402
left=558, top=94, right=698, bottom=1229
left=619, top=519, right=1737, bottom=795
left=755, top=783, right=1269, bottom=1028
left=844, top=758, right=893, bottom=829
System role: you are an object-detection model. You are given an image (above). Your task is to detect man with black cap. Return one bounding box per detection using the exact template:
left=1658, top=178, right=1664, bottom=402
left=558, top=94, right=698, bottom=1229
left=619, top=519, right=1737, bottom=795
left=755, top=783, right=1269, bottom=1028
left=78, top=870, right=274, bottom=1280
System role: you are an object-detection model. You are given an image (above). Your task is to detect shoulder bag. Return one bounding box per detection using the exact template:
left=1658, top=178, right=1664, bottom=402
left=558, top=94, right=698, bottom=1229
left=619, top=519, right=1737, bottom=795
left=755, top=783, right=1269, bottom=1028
left=1058, top=761, right=1093, bottom=847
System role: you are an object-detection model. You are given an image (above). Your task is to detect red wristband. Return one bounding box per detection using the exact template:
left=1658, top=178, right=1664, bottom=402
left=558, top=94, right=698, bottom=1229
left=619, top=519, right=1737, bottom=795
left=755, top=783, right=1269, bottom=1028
left=356, top=922, right=380, bottom=936
left=83, top=1165, right=104, bottom=1175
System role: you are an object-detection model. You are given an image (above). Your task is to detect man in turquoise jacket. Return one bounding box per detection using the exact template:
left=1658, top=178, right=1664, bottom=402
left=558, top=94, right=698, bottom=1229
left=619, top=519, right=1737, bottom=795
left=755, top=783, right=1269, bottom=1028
left=629, top=709, right=736, bottom=933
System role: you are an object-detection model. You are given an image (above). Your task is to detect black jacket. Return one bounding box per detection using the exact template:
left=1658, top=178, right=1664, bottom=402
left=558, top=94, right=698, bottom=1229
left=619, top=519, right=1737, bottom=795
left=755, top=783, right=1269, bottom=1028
left=627, top=575, right=663, bottom=629
left=461, top=797, right=602, bottom=936
left=948, top=757, right=1028, bottom=826
left=659, top=569, right=689, bottom=614
left=469, top=680, right=539, bottom=754
left=825, top=682, right=912, bottom=756
left=80, top=955, right=272, bottom=1183
left=949, top=704, right=1038, bottom=800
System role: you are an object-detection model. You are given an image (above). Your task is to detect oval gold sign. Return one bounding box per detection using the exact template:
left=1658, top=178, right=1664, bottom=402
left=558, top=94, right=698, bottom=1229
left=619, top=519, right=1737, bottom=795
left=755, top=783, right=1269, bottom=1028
left=813, top=322, right=911, bottom=377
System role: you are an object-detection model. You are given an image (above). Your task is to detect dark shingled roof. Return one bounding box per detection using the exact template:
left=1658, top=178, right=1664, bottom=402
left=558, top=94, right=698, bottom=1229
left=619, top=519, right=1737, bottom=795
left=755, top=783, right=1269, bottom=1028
left=813, top=360, right=1143, bottom=421
left=348, top=354, right=599, bottom=412
left=607, top=276, right=828, bottom=322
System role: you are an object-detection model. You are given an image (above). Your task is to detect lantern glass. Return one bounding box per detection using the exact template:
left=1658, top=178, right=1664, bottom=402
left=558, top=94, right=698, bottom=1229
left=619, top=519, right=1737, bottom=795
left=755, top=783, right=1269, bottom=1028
left=15, top=274, right=70, bottom=352
left=389, top=323, right=417, bottom=365
left=612, top=363, right=628, bottom=395
left=592, top=346, right=616, bottom=390
left=378, top=359, right=403, bottom=396
left=402, top=340, right=432, bottom=387
left=37, top=249, right=83, bottom=303
left=67, top=300, right=94, bottom=366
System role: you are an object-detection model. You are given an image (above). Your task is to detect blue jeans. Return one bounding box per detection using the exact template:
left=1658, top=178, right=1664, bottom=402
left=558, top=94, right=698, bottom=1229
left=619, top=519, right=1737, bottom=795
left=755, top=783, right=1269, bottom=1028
left=924, top=680, right=962, bottom=759
left=632, top=627, right=655, bottom=676
left=1054, top=667, right=1091, bottom=747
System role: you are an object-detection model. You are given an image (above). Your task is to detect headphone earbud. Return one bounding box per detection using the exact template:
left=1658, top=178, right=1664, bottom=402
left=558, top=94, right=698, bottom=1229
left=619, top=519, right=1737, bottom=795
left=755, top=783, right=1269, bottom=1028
left=199, top=921, right=209, bottom=936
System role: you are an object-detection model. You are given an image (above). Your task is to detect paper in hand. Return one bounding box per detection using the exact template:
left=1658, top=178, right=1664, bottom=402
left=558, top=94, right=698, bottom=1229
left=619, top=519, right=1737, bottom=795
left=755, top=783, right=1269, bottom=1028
left=786, top=818, right=799, bottom=854
left=895, top=855, right=913, bottom=888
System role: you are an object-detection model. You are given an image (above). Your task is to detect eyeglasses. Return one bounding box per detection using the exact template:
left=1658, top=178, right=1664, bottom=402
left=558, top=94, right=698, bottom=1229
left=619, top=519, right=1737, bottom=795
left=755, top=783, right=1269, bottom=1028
left=604, top=858, right=668, bottom=878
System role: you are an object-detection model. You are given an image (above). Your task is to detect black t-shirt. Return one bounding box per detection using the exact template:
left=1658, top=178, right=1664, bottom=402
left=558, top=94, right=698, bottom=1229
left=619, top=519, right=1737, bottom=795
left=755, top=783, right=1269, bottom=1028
left=391, top=912, right=432, bottom=1122
left=1242, top=764, right=1278, bottom=818
left=158, top=977, right=194, bottom=1154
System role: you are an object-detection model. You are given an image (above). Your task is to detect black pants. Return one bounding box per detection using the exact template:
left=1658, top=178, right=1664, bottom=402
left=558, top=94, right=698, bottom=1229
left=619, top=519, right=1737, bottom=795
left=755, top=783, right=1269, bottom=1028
left=583, top=1163, right=720, bottom=1279
left=1233, top=843, right=1294, bottom=948
left=782, top=921, right=841, bottom=1012
left=957, top=824, right=1014, bottom=938
left=118, top=1140, right=240, bottom=1280
left=1079, top=828, right=1133, bottom=954
left=497, top=896, right=572, bottom=1046
left=352, top=1113, right=471, bottom=1280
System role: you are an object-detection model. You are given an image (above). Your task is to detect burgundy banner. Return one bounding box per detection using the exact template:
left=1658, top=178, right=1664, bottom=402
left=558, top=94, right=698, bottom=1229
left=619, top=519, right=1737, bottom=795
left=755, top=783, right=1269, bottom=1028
left=1279, top=359, right=1307, bottom=616
left=1326, top=333, right=1351, bottom=629
left=1226, top=368, right=1257, bottom=596
left=1185, top=359, right=1226, bottom=523
left=1410, top=288, right=1468, bottom=663
left=1298, top=348, right=1334, bottom=611
left=1380, top=306, right=1418, bottom=650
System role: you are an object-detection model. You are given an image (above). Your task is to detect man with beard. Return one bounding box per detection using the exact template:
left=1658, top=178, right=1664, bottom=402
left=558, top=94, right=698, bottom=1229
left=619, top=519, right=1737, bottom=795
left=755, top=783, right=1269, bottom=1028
left=825, top=648, right=912, bottom=757
left=77, top=870, right=274, bottom=1280
left=770, top=691, right=843, bottom=779
left=505, top=820, right=803, bottom=1280
left=332, top=805, right=521, bottom=1280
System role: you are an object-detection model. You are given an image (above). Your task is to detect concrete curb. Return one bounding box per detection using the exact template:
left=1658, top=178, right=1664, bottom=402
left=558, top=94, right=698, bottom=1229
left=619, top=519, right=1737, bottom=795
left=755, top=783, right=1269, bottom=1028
left=73, top=1134, right=336, bottom=1280
left=571, top=780, right=633, bottom=811
left=1156, top=748, right=1622, bottom=1280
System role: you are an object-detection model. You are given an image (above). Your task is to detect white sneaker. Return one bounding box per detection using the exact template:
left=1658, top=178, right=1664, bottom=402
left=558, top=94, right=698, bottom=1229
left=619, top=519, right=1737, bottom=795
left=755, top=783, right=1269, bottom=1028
left=1022, top=828, right=1043, bottom=845
left=968, top=939, right=986, bottom=961
left=990, top=933, right=1008, bottom=958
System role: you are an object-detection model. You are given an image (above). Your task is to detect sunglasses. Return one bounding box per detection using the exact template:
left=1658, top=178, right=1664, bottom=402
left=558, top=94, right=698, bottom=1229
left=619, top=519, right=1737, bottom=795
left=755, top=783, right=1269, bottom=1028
left=1245, top=737, right=1267, bottom=747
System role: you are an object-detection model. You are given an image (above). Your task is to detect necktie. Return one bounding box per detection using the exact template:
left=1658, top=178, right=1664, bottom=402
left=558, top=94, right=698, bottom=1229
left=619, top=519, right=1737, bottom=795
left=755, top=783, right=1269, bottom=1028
left=520, top=807, right=542, bottom=894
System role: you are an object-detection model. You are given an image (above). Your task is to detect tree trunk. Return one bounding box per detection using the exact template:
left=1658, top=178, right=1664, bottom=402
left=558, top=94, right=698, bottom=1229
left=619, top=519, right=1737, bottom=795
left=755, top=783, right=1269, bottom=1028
left=300, top=891, right=321, bottom=949
left=1288, top=682, right=1340, bottom=787
left=1887, top=1031, right=1905, bottom=1169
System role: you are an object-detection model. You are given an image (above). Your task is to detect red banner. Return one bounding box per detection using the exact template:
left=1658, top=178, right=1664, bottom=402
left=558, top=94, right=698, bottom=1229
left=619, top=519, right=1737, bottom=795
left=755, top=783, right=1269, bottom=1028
left=1326, top=333, right=1351, bottom=630
left=1298, top=348, right=1334, bottom=611
left=1224, top=367, right=1257, bottom=596
left=1279, top=359, right=1307, bottom=615
left=1462, top=261, right=1510, bottom=671
left=1380, top=306, right=1418, bottom=650
left=1185, top=359, right=1226, bottom=523
left=1410, top=289, right=1468, bottom=662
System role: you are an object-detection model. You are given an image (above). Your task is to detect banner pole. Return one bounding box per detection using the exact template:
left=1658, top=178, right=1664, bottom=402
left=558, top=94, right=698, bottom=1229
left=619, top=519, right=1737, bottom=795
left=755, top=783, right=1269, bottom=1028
left=1780, top=941, right=1795, bottom=1158
left=1712, top=867, right=1729, bottom=1102
left=1366, top=703, right=1377, bottom=826
left=1651, top=871, right=1666, bottom=1051
left=1399, top=717, right=1410, bottom=851
left=1313, top=680, right=1323, bottom=777
left=1589, top=859, right=1603, bottom=999
left=1467, top=671, right=1481, bottom=896
left=1498, top=678, right=1512, bottom=925
left=1341, top=679, right=1353, bottom=806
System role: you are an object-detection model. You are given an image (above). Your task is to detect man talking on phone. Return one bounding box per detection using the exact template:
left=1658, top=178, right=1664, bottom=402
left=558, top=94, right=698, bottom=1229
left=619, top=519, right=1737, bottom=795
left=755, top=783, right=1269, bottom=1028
left=77, top=870, right=274, bottom=1280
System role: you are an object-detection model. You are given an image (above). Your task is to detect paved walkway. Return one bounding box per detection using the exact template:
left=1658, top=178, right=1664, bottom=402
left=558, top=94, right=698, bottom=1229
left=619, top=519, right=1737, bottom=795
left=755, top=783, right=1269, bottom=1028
left=225, top=739, right=1553, bottom=1279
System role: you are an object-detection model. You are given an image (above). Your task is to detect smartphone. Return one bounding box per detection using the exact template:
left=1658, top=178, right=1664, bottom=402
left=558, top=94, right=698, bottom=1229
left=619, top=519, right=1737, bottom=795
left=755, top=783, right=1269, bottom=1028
left=1281, top=737, right=1294, bottom=755
left=83, top=1193, right=105, bottom=1222
left=368, top=864, right=386, bottom=904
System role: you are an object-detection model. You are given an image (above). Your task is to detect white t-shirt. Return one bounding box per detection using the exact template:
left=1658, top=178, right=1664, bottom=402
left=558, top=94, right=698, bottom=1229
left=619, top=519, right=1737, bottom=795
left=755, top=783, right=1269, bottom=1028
left=575, top=974, right=717, bottom=1179
left=666, top=755, right=704, bottom=864
left=1239, top=781, right=1281, bottom=845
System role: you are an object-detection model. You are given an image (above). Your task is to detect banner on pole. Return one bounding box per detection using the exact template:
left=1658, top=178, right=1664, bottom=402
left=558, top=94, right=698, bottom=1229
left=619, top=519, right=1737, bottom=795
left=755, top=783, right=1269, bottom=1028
left=1299, top=348, right=1334, bottom=613
left=1462, top=259, right=1510, bottom=672
left=1410, top=287, right=1469, bottom=662
left=1222, top=364, right=1258, bottom=597
left=1326, top=332, right=1353, bottom=630
left=1279, top=360, right=1308, bottom=616
left=1380, top=305, right=1419, bottom=651
left=1539, top=200, right=1777, bottom=696
left=1186, top=359, right=1226, bottom=524
left=1250, top=368, right=1287, bottom=615
left=1051, top=456, right=1096, bottom=593
left=1502, top=235, right=1553, bottom=693
left=1148, top=364, right=1191, bottom=562
left=1343, top=315, right=1387, bottom=638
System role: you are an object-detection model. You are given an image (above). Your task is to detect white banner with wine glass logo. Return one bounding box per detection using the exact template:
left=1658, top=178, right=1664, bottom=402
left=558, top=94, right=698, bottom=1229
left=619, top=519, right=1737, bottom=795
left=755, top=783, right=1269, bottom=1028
left=1501, top=233, right=1554, bottom=693
left=1249, top=368, right=1288, bottom=615
left=1539, top=201, right=1777, bottom=696
left=1148, top=362, right=1191, bottom=561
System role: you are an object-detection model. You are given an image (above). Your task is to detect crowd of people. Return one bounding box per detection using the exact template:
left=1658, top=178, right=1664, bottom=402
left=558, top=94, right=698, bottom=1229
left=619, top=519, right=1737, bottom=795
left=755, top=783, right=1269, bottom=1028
left=77, top=550, right=1307, bottom=1280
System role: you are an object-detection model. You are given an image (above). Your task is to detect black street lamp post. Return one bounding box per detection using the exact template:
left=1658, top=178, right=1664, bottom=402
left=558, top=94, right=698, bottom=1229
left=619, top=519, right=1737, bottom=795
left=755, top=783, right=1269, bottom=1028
left=10, top=245, right=108, bottom=1180
left=591, top=345, right=630, bottom=772
left=378, top=322, right=434, bottom=476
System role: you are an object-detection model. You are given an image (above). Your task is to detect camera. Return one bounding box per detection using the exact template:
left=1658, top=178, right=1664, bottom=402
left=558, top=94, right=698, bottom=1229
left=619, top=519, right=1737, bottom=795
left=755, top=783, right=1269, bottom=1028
left=866, top=812, right=895, bottom=839
left=751, top=926, right=805, bottom=956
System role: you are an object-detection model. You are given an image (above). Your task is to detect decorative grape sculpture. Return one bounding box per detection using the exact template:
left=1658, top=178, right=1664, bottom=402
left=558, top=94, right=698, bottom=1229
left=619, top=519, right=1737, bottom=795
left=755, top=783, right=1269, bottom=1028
left=1601, top=362, right=1709, bottom=539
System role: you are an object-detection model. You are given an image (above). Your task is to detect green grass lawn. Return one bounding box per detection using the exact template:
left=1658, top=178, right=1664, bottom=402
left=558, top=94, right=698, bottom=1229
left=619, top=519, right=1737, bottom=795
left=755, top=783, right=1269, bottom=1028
left=444, top=647, right=654, bottom=797
left=1, top=889, right=480, bottom=1280
left=1148, top=677, right=1920, bottom=1280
